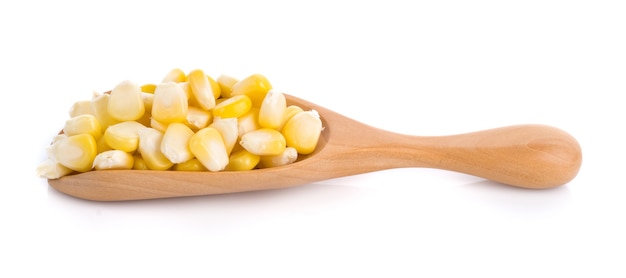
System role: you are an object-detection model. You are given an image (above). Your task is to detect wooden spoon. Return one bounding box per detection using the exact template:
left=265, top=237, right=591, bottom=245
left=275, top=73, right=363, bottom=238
left=48, top=94, right=582, bottom=201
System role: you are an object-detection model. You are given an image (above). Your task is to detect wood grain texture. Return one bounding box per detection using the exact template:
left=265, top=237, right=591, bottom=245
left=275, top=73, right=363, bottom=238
left=48, top=94, right=582, bottom=201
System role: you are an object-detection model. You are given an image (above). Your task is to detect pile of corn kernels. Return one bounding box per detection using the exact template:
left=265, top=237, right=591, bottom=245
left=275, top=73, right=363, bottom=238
left=37, top=69, right=322, bottom=179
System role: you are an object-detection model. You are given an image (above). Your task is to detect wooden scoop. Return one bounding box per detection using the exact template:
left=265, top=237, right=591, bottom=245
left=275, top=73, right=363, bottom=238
left=48, top=94, right=582, bottom=201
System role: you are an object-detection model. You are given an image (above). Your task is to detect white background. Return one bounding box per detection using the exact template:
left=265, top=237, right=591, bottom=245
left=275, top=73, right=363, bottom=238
left=1, top=0, right=625, bottom=277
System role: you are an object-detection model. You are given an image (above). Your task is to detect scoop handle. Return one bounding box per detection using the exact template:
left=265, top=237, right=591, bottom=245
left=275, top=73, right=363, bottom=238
left=387, top=124, right=582, bottom=188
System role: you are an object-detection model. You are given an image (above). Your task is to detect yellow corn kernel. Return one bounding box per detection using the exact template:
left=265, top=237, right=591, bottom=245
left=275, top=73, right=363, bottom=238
left=108, top=80, right=145, bottom=121
left=103, top=121, right=146, bottom=152
left=231, top=74, right=272, bottom=107
left=63, top=114, right=102, bottom=139
left=212, top=94, right=252, bottom=119
left=217, top=74, right=239, bottom=98
left=187, top=69, right=218, bottom=110
left=93, top=150, right=134, bottom=170
left=162, top=68, right=187, bottom=83
left=239, top=128, right=286, bottom=156
left=258, top=147, right=298, bottom=168
left=189, top=127, right=229, bottom=172
left=53, top=134, right=97, bottom=172
left=185, top=106, right=213, bottom=131
left=238, top=107, right=261, bottom=137
left=173, top=158, right=207, bottom=171
left=282, top=110, right=323, bottom=155
left=152, top=82, right=188, bottom=124
left=225, top=150, right=260, bottom=171
left=161, top=123, right=194, bottom=164
left=133, top=154, right=149, bottom=170
left=91, top=93, right=119, bottom=129
left=138, top=128, right=173, bottom=170
left=141, top=83, right=157, bottom=93
left=258, top=90, right=286, bottom=129
left=278, top=105, right=304, bottom=131
left=209, top=118, right=238, bottom=154
left=68, top=100, right=94, bottom=118
left=37, top=158, right=74, bottom=179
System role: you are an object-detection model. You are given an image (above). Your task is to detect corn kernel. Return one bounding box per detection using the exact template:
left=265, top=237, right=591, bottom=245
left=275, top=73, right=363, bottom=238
left=258, top=147, right=298, bottom=168
left=63, top=114, right=102, bottom=139
left=240, top=128, right=286, bottom=156
left=141, top=83, right=157, bottom=93
left=282, top=110, right=323, bottom=155
left=53, top=134, right=97, bottom=172
left=258, top=90, right=286, bottom=129
left=108, top=80, right=145, bottom=121
left=37, top=158, right=74, bottom=179
left=93, top=150, right=134, bottom=170
left=189, top=127, right=229, bottom=172
left=91, top=93, right=119, bottom=129
left=96, top=136, right=112, bottom=153
left=210, top=118, right=238, bottom=154
left=133, top=154, right=149, bottom=170
left=187, top=69, right=218, bottom=110
left=138, top=128, right=173, bottom=170
left=173, top=158, right=208, bottom=171
left=69, top=100, right=94, bottom=118
left=225, top=150, right=260, bottom=171
left=103, top=121, right=146, bottom=152
left=278, top=105, right=304, bottom=131
left=231, top=74, right=272, bottom=107
left=185, top=106, right=213, bottom=131
left=152, top=82, right=188, bottom=123
left=162, top=68, right=187, bottom=83
left=238, top=107, right=261, bottom=137
left=161, top=123, right=194, bottom=164
left=213, top=94, right=252, bottom=119
left=217, top=74, right=239, bottom=98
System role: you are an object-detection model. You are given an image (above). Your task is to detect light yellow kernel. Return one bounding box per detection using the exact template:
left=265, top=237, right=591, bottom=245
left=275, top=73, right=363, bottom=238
left=189, top=127, right=229, bottom=172
left=138, top=128, right=173, bottom=170
left=161, top=123, right=194, bottom=164
left=53, top=134, right=97, bottom=172
left=108, top=80, right=145, bottom=121
left=133, top=154, right=149, bottom=170
left=237, top=107, right=261, bottom=137
left=91, top=93, right=120, bottom=129
left=103, top=121, right=145, bottom=152
left=282, top=110, right=323, bottom=155
left=185, top=106, right=213, bottom=131
left=69, top=100, right=94, bottom=118
left=187, top=69, right=218, bottom=110
left=210, top=117, right=238, bottom=154
left=230, top=74, right=272, bottom=107
left=152, top=82, right=188, bottom=123
left=258, top=90, right=286, bottom=129
left=278, top=105, right=304, bottom=131
left=162, top=68, right=187, bottom=83
left=37, top=159, right=74, bottom=179
left=63, top=114, right=102, bottom=139
left=240, top=128, right=286, bottom=156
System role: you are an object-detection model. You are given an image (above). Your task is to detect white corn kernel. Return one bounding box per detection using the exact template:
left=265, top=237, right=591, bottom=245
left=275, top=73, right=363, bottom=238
left=108, top=80, right=145, bottom=121
left=258, top=147, right=298, bottom=168
left=68, top=100, right=94, bottom=118
left=93, top=150, right=134, bottom=170
left=53, top=134, right=97, bottom=172
left=240, top=128, right=286, bottom=156
left=258, top=90, right=286, bottom=129
left=210, top=117, right=238, bottom=154
left=152, top=82, right=188, bottom=124
left=37, top=159, right=74, bottom=179
left=189, top=127, right=229, bottom=172
left=281, top=110, right=322, bottom=155
left=161, top=123, right=194, bottom=164
left=138, top=128, right=173, bottom=170
left=63, top=114, right=102, bottom=139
